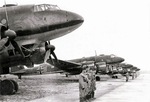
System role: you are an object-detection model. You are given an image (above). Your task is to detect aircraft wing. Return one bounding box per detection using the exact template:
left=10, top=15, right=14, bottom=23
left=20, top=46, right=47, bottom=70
left=48, top=59, right=81, bottom=69
left=47, top=59, right=83, bottom=75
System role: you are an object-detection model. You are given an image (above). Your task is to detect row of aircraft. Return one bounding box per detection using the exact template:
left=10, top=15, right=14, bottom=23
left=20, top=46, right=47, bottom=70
left=10, top=53, right=140, bottom=82
left=11, top=54, right=140, bottom=81
left=10, top=54, right=125, bottom=78
left=0, top=3, right=140, bottom=95
left=46, top=54, right=140, bottom=81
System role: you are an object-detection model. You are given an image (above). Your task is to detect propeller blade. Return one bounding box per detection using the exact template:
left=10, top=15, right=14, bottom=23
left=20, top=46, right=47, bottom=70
left=51, top=51, right=58, bottom=62
left=4, top=0, right=9, bottom=28
left=1, top=25, right=8, bottom=38
left=44, top=41, right=58, bottom=64
left=11, top=40, right=25, bottom=58
left=0, top=37, right=8, bottom=50
left=44, top=49, right=50, bottom=63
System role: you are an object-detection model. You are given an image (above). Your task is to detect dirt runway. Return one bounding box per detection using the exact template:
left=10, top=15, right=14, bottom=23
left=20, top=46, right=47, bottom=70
left=0, top=74, right=127, bottom=102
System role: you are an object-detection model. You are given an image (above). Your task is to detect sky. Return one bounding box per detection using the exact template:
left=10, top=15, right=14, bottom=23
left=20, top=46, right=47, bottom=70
left=0, top=0, right=150, bottom=71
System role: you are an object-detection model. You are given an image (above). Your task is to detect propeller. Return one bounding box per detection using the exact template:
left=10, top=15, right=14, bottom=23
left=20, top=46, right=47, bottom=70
left=0, top=1, right=25, bottom=58
left=0, top=37, right=8, bottom=50
left=44, top=41, right=58, bottom=63
left=1, top=25, right=25, bottom=58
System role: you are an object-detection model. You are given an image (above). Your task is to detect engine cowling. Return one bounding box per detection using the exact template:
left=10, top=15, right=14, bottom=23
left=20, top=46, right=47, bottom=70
left=30, top=46, right=46, bottom=64
left=95, top=62, right=109, bottom=74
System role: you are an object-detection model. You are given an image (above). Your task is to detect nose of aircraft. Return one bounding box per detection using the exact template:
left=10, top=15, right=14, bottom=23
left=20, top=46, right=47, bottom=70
left=65, top=11, right=84, bottom=27
left=108, top=57, right=124, bottom=64
left=118, top=57, right=125, bottom=63
left=114, top=57, right=125, bottom=63
left=66, top=11, right=84, bottom=22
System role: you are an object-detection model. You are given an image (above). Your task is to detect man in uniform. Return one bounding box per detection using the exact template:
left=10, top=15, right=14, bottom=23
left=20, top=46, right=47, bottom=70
left=85, top=65, right=96, bottom=100
left=79, top=65, right=89, bottom=102
left=85, top=67, right=92, bottom=100
left=89, top=66, right=96, bottom=99
left=125, top=72, right=129, bottom=82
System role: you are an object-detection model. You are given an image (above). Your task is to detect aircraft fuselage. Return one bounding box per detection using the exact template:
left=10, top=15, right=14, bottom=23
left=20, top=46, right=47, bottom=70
left=0, top=4, right=83, bottom=46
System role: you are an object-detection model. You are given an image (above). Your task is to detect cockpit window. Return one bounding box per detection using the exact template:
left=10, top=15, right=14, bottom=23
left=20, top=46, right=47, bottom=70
left=34, top=4, right=60, bottom=12
left=110, top=54, right=116, bottom=58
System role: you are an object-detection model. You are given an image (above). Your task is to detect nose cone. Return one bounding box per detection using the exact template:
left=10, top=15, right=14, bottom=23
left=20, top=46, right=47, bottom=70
left=108, top=57, right=125, bottom=64
left=116, top=57, right=125, bottom=63
left=65, top=11, right=84, bottom=30
left=120, top=63, right=133, bottom=68
left=66, top=11, right=84, bottom=23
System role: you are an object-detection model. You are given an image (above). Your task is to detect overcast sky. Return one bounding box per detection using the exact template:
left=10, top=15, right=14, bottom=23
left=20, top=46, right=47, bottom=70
left=0, top=0, right=150, bottom=71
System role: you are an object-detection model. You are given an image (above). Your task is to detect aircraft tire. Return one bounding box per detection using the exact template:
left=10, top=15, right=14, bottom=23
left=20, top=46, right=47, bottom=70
left=112, top=76, right=116, bottom=79
left=65, top=74, right=68, bottom=77
left=96, top=76, right=101, bottom=81
left=132, top=75, right=134, bottom=80
left=115, top=76, right=118, bottom=79
left=0, top=79, right=15, bottom=95
left=18, top=75, right=22, bottom=79
left=10, top=80, right=19, bottom=93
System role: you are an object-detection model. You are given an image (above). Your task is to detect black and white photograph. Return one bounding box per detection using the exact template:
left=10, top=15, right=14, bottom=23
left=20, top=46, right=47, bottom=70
left=0, top=0, right=150, bottom=102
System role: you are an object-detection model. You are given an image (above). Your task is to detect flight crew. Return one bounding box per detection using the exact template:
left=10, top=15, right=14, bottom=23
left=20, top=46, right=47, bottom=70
left=85, top=67, right=91, bottom=100
left=79, top=65, right=89, bottom=102
left=79, top=65, right=96, bottom=102
left=90, top=68, right=96, bottom=99
left=125, top=72, right=129, bottom=82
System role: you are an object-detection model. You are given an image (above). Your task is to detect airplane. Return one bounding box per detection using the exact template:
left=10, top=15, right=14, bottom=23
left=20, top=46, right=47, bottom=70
left=47, top=54, right=125, bottom=81
left=116, top=63, right=140, bottom=81
left=0, top=3, right=84, bottom=95
left=129, top=66, right=140, bottom=78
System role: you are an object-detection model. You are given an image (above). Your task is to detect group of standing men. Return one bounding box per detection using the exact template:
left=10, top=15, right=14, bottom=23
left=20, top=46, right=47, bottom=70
left=79, top=65, right=96, bottom=102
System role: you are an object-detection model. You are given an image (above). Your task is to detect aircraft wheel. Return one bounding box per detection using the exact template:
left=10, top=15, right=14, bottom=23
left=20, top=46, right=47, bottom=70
left=18, top=75, right=22, bottom=79
left=96, top=76, right=101, bottom=81
left=135, top=73, right=137, bottom=78
left=9, top=80, right=19, bottom=93
left=0, top=79, right=15, bottom=95
left=132, top=75, right=134, bottom=80
left=112, top=76, right=115, bottom=78
left=115, top=76, right=118, bottom=79
left=65, top=74, right=68, bottom=77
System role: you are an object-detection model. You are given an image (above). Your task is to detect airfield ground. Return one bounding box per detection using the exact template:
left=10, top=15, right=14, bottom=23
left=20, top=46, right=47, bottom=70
left=0, top=72, right=149, bottom=102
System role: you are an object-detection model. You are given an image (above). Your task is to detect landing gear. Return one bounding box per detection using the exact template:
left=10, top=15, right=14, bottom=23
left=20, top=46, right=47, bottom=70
left=135, top=72, right=137, bottom=78
left=0, top=79, right=18, bottom=95
left=65, top=74, right=68, bottom=77
left=96, top=76, right=101, bottom=81
left=132, top=73, right=135, bottom=80
left=112, top=75, right=118, bottom=79
left=10, top=80, right=19, bottom=92
left=18, top=75, right=22, bottom=79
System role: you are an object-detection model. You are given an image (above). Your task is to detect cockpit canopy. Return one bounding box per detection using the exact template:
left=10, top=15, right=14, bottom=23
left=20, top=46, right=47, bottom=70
left=110, top=54, right=116, bottom=58
left=34, top=4, right=60, bottom=12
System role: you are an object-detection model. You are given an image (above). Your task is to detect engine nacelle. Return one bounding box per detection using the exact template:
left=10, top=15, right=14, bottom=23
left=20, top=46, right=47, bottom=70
left=95, top=62, right=109, bottom=74
left=30, top=46, right=46, bottom=64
